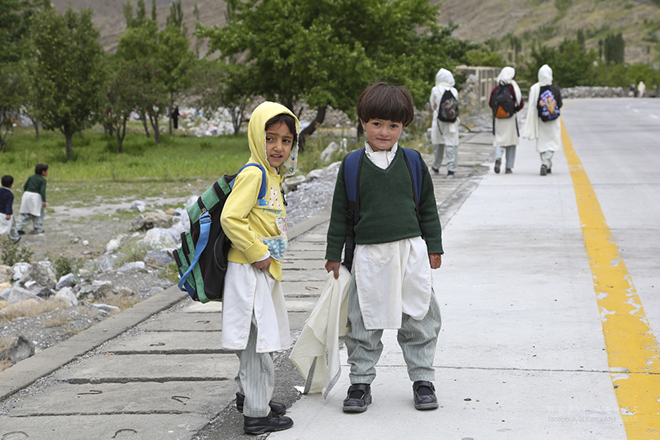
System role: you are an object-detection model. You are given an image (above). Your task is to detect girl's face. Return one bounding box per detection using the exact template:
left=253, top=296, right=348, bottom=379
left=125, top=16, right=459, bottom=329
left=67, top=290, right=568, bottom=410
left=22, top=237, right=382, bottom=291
left=265, top=121, right=294, bottom=168
left=361, top=118, right=404, bottom=151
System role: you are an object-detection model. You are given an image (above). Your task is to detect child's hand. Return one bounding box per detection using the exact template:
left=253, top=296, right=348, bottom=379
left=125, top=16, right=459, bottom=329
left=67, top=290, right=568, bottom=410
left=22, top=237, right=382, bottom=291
left=5, top=215, right=10, bottom=221
left=429, top=253, right=442, bottom=269
left=325, top=260, right=341, bottom=279
left=42, top=202, right=47, bottom=207
left=252, top=256, right=272, bottom=272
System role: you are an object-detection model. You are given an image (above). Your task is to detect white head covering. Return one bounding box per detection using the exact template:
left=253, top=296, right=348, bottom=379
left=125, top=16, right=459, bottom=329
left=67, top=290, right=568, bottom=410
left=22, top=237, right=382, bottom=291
left=435, top=68, right=455, bottom=88
left=497, top=66, right=522, bottom=105
left=538, top=64, right=553, bottom=87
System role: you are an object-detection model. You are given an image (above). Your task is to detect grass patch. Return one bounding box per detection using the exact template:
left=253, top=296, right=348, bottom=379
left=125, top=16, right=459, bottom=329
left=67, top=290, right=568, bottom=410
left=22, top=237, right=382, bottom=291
left=0, top=298, right=71, bottom=323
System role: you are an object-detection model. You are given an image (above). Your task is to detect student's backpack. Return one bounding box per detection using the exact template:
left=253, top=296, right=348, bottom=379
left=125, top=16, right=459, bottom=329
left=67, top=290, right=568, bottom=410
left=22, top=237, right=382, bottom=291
left=537, top=85, right=560, bottom=122
left=173, top=163, right=267, bottom=303
left=437, top=89, right=459, bottom=123
left=341, top=148, right=424, bottom=271
left=491, top=85, right=516, bottom=118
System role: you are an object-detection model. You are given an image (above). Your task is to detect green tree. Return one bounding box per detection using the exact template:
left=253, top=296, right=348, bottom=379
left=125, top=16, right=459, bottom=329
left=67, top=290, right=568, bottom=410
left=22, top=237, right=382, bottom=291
left=199, top=0, right=467, bottom=148
left=525, top=39, right=597, bottom=87
left=0, top=62, right=27, bottom=150
left=604, top=32, right=625, bottom=65
left=189, top=59, right=253, bottom=134
left=29, top=7, right=106, bottom=160
left=104, top=58, right=142, bottom=153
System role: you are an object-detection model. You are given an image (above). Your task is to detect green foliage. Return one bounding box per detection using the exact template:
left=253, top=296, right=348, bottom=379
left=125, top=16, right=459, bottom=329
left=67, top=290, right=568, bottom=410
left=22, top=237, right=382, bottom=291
left=53, top=254, right=79, bottom=279
left=0, top=0, right=50, bottom=64
left=0, top=237, right=33, bottom=266
left=465, top=48, right=506, bottom=68
left=603, top=32, right=625, bottom=64
left=199, top=0, right=471, bottom=119
left=555, top=0, right=572, bottom=15
left=524, top=39, right=597, bottom=87
left=0, top=126, right=250, bottom=181
left=29, top=7, right=107, bottom=159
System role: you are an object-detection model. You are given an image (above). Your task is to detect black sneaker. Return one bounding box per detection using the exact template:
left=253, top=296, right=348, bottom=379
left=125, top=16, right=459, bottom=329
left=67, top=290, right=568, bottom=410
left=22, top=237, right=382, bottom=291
left=343, top=383, right=372, bottom=413
left=431, top=166, right=439, bottom=174
left=505, top=168, right=512, bottom=174
left=413, top=380, right=439, bottom=410
left=243, top=412, right=293, bottom=435
left=17, top=230, right=25, bottom=236
left=494, top=159, right=501, bottom=174
left=540, top=165, right=548, bottom=176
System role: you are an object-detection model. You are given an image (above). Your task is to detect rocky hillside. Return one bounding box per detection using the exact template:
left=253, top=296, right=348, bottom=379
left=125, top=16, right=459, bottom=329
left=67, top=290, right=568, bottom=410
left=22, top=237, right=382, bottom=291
left=52, top=0, right=660, bottom=63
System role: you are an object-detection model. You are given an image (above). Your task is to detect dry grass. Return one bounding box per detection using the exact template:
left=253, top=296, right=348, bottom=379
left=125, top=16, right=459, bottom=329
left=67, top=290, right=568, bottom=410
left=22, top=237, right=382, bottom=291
left=0, top=298, right=72, bottom=323
left=0, top=358, right=12, bottom=372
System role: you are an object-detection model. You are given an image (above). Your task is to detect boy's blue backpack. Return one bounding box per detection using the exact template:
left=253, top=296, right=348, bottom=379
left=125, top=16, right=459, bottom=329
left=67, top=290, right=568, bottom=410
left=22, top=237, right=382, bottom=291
left=341, top=147, right=424, bottom=271
left=437, top=89, right=459, bottom=123
left=173, top=164, right=267, bottom=303
left=537, top=85, right=560, bottom=122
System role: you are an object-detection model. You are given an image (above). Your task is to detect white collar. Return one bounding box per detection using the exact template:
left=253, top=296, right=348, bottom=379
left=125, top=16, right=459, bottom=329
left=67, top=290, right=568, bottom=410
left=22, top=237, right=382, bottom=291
left=364, top=141, right=398, bottom=169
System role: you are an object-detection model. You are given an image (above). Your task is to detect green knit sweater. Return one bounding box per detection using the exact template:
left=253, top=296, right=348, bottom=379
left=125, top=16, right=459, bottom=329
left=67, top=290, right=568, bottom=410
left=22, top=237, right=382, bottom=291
left=23, top=174, right=47, bottom=202
left=325, top=148, right=443, bottom=262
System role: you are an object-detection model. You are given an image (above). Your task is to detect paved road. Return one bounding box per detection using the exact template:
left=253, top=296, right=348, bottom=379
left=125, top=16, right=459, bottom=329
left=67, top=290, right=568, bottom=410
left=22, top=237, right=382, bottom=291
left=2, top=99, right=658, bottom=440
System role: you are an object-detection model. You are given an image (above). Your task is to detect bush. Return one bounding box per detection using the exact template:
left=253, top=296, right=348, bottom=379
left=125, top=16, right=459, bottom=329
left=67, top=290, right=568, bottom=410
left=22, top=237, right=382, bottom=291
left=53, top=254, right=79, bottom=279
left=0, top=238, right=33, bottom=266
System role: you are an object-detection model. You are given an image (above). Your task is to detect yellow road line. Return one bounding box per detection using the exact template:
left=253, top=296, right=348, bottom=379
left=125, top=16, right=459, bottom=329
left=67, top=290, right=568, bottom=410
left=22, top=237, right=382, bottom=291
left=562, top=121, right=660, bottom=438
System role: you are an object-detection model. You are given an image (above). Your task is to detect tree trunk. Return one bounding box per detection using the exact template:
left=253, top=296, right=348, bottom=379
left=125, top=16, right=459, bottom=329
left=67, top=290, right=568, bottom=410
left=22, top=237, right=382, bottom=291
left=148, top=111, right=161, bottom=144
left=115, top=116, right=127, bottom=153
left=65, top=132, right=74, bottom=160
left=26, top=113, right=39, bottom=138
left=298, top=105, right=327, bottom=152
left=140, top=110, right=150, bottom=138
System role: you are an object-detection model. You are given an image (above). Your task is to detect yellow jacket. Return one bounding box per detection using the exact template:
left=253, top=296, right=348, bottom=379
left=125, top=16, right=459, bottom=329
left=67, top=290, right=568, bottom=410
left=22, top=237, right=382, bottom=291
left=220, top=102, right=299, bottom=281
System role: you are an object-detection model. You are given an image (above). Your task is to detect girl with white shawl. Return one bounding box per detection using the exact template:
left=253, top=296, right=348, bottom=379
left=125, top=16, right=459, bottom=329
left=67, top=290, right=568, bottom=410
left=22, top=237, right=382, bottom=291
left=490, top=66, right=524, bottom=174
left=523, top=64, right=563, bottom=175
left=429, top=68, right=460, bottom=177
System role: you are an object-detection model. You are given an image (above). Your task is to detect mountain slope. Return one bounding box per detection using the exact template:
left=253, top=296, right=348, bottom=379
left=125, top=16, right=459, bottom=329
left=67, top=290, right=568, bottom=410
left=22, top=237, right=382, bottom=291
left=52, top=0, right=660, bottom=63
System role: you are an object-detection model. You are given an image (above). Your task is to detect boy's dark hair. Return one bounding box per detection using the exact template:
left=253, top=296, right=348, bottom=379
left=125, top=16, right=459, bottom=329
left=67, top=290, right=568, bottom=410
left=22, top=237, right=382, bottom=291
left=1, top=175, right=13, bottom=187
left=35, top=163, right=48, bottom=175
left=357, top=82, right=415, bottom=127
left=265, top=113, right=298, bottom=147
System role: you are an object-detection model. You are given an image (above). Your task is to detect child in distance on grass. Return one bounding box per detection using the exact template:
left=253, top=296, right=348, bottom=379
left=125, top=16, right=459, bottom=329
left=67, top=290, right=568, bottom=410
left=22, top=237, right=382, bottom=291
left=325, top=82, right=444, bottom=413
left=0, top=175, right=21, bottom=243
left=220, top=102, right=299, bottom=435
left=17, top=163, right=48, bottom=235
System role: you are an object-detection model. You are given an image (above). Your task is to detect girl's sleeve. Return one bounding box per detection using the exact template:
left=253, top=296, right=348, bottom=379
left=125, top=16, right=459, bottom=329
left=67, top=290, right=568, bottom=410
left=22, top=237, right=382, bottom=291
left=220, top=168, right=269, bottom=263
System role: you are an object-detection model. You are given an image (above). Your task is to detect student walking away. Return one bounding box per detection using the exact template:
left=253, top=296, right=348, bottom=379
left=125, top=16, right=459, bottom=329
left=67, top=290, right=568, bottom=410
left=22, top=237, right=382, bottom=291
left=523, top=64, right=563, bottom=176
left=325, top=83, right=444, bottom=414
left=489, top=67, right=524, bottom=174
left=220, top=101, right=298, bottom=435
left=171, top=106, right=180, bottom=129
left=637, top=81, right=646, bottom=98
left=17, top=163, right=48, bottom=235
left=429, top=68, right=460, bottom=178
left=0, top=175, right=21, bottom=243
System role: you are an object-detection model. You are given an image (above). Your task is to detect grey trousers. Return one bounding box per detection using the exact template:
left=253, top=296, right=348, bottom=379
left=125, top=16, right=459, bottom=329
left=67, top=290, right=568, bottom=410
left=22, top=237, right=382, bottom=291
left=432, top=144, right=458, bottom=172
left=235, top=314, right=274, bottom=418
left=17, top=206, right=45, bottom=233
left=345, top=276, right=442, bottom=385
left=495, top=145, right=517, bottom=170
left=5, top=216, right=20, bottom=242
left=540, top=150, right=554, bottom=169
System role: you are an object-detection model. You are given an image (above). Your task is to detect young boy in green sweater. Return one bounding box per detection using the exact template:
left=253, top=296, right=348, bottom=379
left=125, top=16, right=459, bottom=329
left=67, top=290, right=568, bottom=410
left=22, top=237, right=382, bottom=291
left=325, top=83, right=444, bottom=413
left=17, top=163, right=48, bottom=235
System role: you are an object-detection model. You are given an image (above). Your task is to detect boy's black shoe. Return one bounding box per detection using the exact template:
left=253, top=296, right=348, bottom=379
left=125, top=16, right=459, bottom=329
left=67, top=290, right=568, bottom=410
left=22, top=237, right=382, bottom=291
left=342, top=383, right=371, bottom=413
left=243, top=412, right=293, bottom=435
left=413, top=380, right=438, bottom=410
left=17, top=230, right=25, bottom=236
left=547, top=168, right=552, bottom=174
left=505, top=168, right=512, bottom=174
left=447, top=170, right=455, bottom=179
left=494, top=159, right=501, bottom=174
left=235, top=392, right=286, bottom=415
left=431, top=166, right=439, bottom=174
left=540, top=164, right=548, bottom=176
left=11, top=237, right=21, bottom=244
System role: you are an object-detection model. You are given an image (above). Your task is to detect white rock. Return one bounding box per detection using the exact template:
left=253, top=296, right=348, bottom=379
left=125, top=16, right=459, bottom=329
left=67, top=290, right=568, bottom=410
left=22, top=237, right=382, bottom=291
left=12, top=262, right=30, bottom=281
left=320, top=141, right=341, bottom=163
left=56, top=273, right=76, bottom=290
left=55, top=287, right=77, bottom=306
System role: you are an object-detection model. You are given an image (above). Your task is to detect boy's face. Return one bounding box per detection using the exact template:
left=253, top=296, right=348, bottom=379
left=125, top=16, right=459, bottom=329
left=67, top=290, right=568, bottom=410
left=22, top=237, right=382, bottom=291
left=361, top=118, right=404, bottom=152
left=265, top=121, right=294, bottom=168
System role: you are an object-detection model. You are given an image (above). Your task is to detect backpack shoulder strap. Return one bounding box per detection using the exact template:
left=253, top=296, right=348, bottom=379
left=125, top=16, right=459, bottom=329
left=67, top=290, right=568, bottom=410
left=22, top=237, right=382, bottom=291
left=235, top=163, right=267, bottom=200
left=401, top=147, right=423, bottom=210
left=343, top=148, right=365, bottom=224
